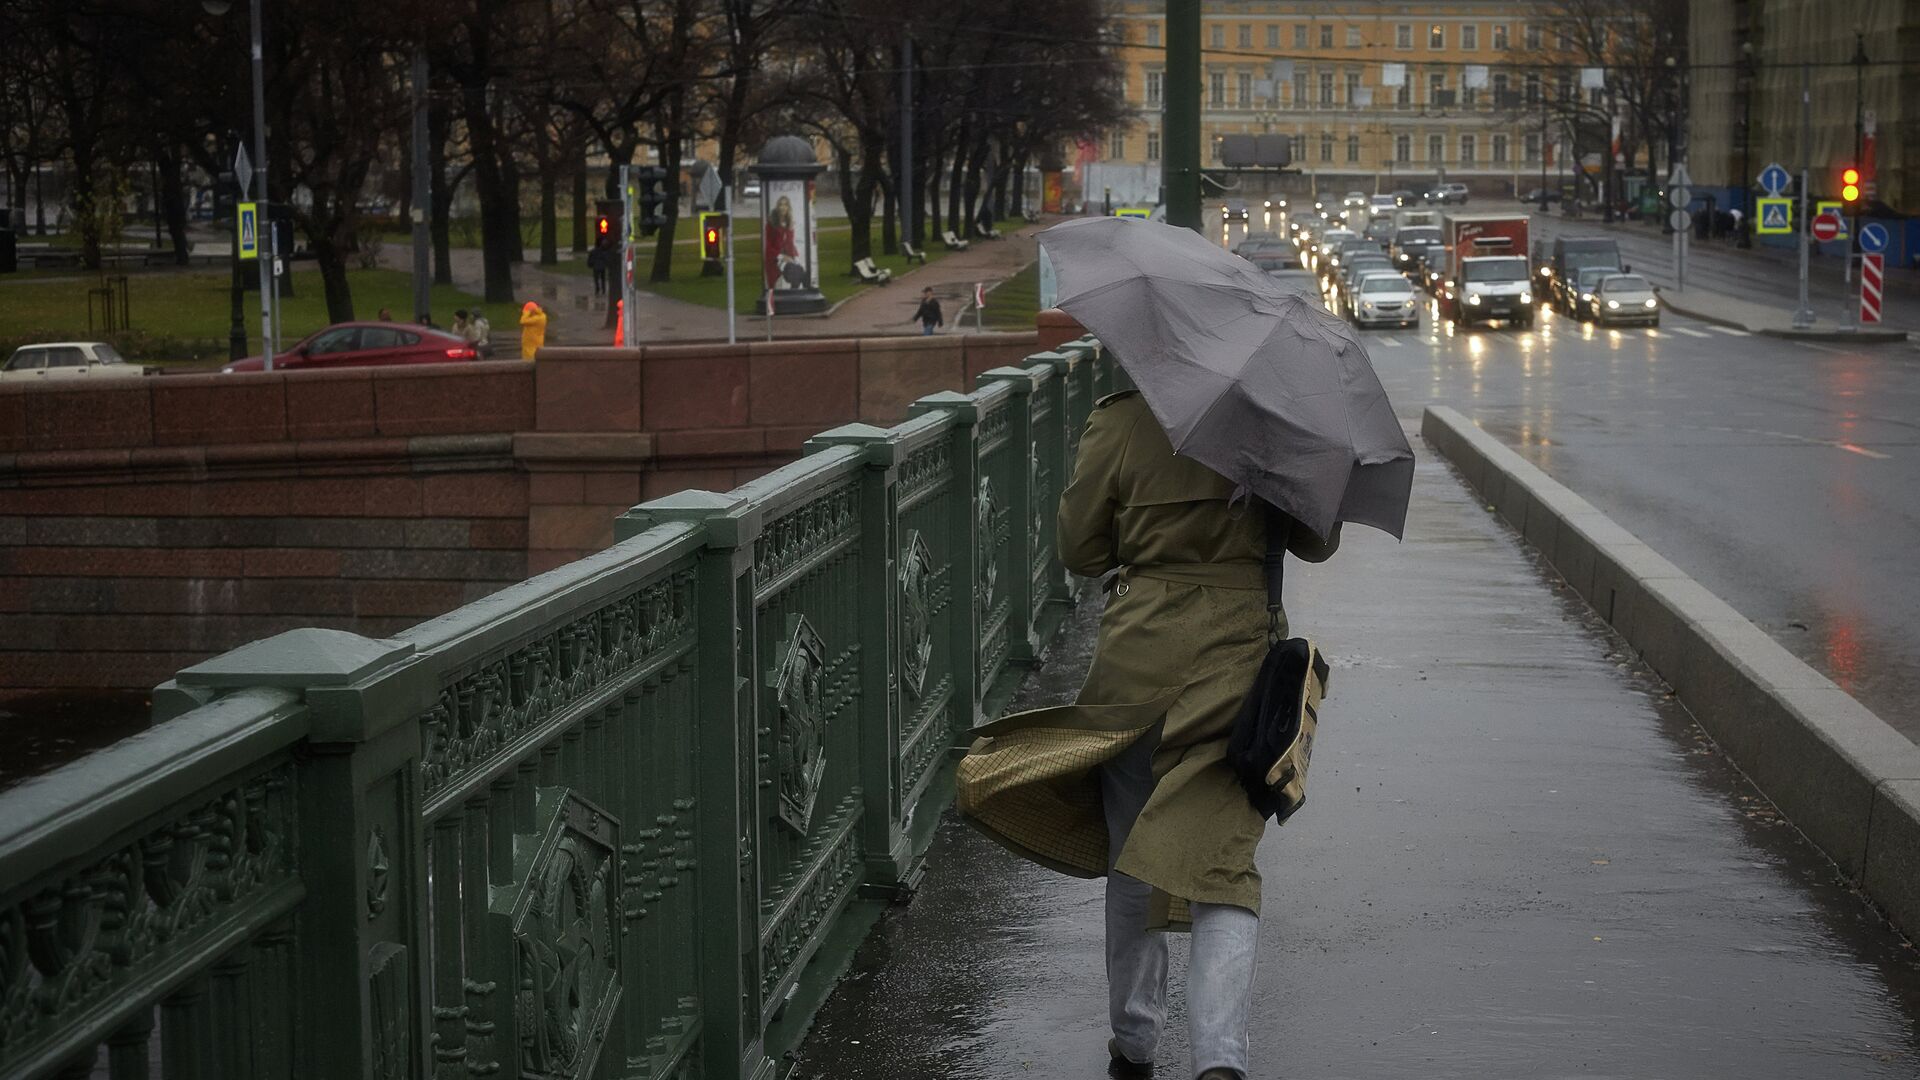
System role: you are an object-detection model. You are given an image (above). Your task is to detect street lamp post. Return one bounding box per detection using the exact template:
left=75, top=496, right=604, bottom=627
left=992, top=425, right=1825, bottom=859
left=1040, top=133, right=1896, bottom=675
left=203, top=0, right=274, bottom=368
left=1738, top=42, right=1755, bottom=248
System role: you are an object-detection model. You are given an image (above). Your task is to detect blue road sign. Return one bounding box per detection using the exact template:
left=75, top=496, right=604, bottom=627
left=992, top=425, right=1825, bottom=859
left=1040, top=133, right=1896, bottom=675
left=1757, top=163, right=1791, bottom=197
left=1756, top=198, right=1792, bottom=234
left=236, top=202, right=259, bottom=261
left=1859, top=222, right=1890, bottom=254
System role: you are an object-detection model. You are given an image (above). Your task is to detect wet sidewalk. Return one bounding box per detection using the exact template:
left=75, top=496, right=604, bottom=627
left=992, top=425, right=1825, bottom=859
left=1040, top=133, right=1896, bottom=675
left=790, top=444, right=1920, bottom=1079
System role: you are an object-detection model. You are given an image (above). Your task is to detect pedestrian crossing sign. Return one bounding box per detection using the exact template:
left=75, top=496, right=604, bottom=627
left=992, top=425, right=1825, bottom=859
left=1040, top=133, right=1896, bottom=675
left=1814, top=201, right=1849, bottom=238
left=1755, top=197, right=1792, bottom=235
left=237, top=202, right=259, bottom=260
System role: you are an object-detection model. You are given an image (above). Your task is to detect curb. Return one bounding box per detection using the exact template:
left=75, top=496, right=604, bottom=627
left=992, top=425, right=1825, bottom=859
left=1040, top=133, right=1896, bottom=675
left=1656, top=290, right=1909, bottom=343
left=1421, top=405, right=1920, bottom=939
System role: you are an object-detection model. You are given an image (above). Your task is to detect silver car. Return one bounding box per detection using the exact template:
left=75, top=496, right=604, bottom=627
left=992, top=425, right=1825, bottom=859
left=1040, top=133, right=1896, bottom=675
left=1, top=341, right=152, bottom=382
left=1594, top=273, right=1660, bottom=326
left=1349, top=271, right=1420, bottom=328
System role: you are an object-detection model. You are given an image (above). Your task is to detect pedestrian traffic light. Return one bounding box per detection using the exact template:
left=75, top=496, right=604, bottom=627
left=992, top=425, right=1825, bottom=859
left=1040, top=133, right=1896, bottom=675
left=1840, top=166, right=1863, bottom=207
left=593, top=199, right=622, bottom=246
left=699, top=212, right=728, bottom=261
left=633, top=166, right=670, bottom=236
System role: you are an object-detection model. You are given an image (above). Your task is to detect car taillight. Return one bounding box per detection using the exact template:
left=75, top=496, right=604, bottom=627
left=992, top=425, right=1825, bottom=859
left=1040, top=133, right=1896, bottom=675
left=446, top=347, right=476, bottom=360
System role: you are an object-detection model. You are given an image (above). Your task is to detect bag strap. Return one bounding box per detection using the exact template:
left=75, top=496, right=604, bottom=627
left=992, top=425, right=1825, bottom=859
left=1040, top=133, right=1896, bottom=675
left=1263, top=501, right=1286, bottom=645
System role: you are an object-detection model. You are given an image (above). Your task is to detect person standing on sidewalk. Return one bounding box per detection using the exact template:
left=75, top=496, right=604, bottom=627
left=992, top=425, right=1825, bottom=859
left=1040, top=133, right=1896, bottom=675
left=959, top=389, right=1340, bottom=1080
left=518, top=301, right=548, bottom=360
left=910, top=287, right=944, bottom=335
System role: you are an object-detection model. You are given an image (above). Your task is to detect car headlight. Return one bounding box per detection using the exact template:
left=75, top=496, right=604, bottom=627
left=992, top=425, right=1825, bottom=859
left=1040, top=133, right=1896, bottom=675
left=1541, top=267, right=1552, bottom=278
left=1520, top=292, right=1531, bottom=304
left=1606, top=299, right=1620, bottom=309
left=1644, top=298, right=1658, bottom=309
left=221, top=366, right=234, bottom=374
left=1466, top=294, right=1482, bottom=306
left=1397, top=253, right=1408, bottom=262
left=1581, top=292, right=1594, bottom=302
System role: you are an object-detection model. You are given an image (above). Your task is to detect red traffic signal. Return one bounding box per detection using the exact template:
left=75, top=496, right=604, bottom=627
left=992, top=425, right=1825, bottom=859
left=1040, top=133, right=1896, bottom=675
left=596, top=215, right=612, bottom=237
left=698, top=212, right=728, bottom=261
left=1840, top=166, right=1862, bottom=204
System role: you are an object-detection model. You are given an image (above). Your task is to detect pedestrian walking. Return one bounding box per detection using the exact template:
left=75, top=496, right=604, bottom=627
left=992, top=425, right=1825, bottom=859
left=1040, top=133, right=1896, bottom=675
left=959, top=217, right=1414, bottom=1080
left=589, top=238, right=611, bottom=296
left=451, top=309, right=491, bottom=354
left=518, top=301, right=547, bottom=361
left=910, top=287, right=944, bottom=335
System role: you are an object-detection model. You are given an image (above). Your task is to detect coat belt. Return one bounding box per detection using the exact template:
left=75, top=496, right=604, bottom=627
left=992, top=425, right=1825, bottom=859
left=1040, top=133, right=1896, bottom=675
left=1114, top=561, right=1265, bottom=594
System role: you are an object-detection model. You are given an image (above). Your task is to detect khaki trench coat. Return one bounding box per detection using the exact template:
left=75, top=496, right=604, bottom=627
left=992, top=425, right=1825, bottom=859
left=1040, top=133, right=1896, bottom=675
left=957, top=390, right=1338, bottom=926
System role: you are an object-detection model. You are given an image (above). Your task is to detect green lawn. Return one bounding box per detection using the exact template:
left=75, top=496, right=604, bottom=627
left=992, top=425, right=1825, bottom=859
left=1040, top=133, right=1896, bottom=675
left=0, top=267, right=488, bottom=364
left=645, top=216, right=1027, bottom=315
left=983, top=259, right=1040, bottom=330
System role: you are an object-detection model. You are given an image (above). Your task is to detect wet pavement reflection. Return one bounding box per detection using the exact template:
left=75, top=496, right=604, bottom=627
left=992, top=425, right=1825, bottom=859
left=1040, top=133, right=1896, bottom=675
left=792, top=453, right=1920, bottom=1079
left=0, top=691, right=153, bottom=794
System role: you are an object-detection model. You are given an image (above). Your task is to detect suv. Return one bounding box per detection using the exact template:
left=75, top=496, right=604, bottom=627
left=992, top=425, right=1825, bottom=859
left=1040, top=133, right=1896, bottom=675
left=1, top=341, right=152, bottom=382
left=1437, top=182, right=1470, bottom=205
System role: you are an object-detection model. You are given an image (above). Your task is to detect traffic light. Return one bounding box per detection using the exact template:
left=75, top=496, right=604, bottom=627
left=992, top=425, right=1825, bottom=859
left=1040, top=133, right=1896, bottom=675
left=633, top=166, right=670, bottom=236
left=699, top=212, right=728, bottom=260
left=593, top=199, right=622, bottom=245
left=1840, top=166, right=1863, bottom=207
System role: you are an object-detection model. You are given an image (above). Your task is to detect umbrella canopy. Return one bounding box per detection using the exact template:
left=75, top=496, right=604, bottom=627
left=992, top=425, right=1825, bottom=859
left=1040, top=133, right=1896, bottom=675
left=1041, top=215, right=1414, bottom=540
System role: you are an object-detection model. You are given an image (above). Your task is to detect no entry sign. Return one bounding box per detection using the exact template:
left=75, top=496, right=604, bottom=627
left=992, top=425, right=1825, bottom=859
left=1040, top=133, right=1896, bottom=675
left=1860, top=253, right=1884, bottom=325
left=1811, top=212, right=1841, bottom=243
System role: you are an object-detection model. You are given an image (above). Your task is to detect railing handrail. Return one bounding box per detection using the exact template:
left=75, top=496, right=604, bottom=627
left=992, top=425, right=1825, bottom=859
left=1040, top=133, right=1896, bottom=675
left=0, top=686, right=306, bottom=889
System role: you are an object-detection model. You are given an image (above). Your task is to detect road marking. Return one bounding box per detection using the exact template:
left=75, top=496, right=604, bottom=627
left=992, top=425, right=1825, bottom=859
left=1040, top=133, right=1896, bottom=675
left=1375, top=335, right=1402, bottom=347
left=1708, top=325, right=1751, bottom=336
left=1839, top=443, right=1891, bottom=459
left=1708, top=426, right=1893, bottom=460
left=1672, top=326, right=1712, bottom=338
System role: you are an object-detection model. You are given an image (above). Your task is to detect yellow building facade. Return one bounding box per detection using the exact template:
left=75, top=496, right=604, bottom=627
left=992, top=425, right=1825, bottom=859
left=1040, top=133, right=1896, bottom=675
left=1099, top=1, right=1564, bottom=202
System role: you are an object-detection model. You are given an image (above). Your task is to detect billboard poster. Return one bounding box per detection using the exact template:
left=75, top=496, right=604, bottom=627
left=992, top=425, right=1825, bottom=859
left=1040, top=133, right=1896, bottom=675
left=763, top=178, right=814, bottom=292
left=1043, top=171, right=1064, bottom=214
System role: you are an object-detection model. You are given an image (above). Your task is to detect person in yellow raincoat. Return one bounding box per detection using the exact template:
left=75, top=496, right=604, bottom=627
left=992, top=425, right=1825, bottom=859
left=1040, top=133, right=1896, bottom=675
left=958, top=388, right=1338, bottom=1080
left=518, top=301, right=548, bottom=360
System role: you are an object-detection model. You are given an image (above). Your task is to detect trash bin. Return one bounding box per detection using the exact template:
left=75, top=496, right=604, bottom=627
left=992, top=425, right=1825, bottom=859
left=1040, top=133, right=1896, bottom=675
left=0, top=227, right=16, bottom=274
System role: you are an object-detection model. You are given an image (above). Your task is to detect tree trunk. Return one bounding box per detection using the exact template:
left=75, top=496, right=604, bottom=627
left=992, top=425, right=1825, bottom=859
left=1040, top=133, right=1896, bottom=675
left=648, top=105, right=686, bottom=284
left=429, top=98, right=453, bottom=285
left=463, top=83, right=517, bottom=303
left=572, top=159, right=588, bottom=254
left=157, top=145, right=190, bottom=265
left=539, top=160, right=558, bottom=265
left=946, top=136, right=965, bottom=238
left=880, top=175, right=897, bottom=255
left=506, top=158, right=525, bottom=263
left=843, top=146, right=874, bottom=266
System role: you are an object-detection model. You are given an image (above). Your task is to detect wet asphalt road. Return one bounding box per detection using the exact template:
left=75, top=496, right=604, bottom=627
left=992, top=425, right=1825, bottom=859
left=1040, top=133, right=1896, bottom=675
left=793, top=456, right=1920, bottom=1079
left=1352, top=300, right=1920, bottom=744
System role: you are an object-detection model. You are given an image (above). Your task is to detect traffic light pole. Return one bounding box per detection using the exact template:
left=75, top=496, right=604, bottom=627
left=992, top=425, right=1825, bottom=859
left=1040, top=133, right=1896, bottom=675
left=1163, top=0, right=1201, bottom=231
left=724, top=184, right=736, bottom=344
left=1792, top=60, right=1814, bottom=330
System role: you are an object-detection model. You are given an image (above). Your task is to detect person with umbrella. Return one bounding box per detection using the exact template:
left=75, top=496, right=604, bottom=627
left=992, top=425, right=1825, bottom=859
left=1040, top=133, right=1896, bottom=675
left=958, top=217, right=1413, bottom=1080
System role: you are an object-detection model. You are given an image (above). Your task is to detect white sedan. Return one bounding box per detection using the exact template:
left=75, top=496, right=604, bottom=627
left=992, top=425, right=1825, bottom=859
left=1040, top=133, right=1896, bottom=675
left=1, top=341, right=153, bottom=382
left=1348, top=272, right=1421, bottom=329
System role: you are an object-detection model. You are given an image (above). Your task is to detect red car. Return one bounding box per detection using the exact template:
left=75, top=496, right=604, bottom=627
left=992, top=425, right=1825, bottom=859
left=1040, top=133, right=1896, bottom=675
left=221, top=322, right=479, bottom=373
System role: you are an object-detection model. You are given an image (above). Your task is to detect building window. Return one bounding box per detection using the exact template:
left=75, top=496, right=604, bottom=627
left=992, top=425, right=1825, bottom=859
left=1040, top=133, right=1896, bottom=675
left=1428, top=132, right=1444, bottom=162
left=1461, top=24, right=1478, bottom=50
left=1147, top=130, right=1161, bottom=161
left=1238, top=71, right=1253, bottom=108
left=1397, top=71, right=1412, bottom=109
left=1524, top=24, right=1541, bottom=50
left=1524, top=132, right=1540, bottom=163
left=1210, top=71, right=1226, bottom=107
left=1268, top=24, right=1279, bottom=48
left=1289, top=134, right=1306, bottom=162
left=1492, top=72, right=1509, bottom=101
left=1293, top=24, right=1307, bottom=49
left=1345, top=71, right=1360, bottom=107
left=1429, top=72, right=1445, bottom=104
left=1395, top=133, right=1412, bottom=162
left=1396, top=24, right=1412, bottom=49
left=1492, top=133, right=1509, bottom=163
left=1320, top=134, right=1334, bottom=162
left=1525, top=73, right=1540, bottom=103
left=1211, top=24, right=1224, bottom=48
left=1111, top=130, right=1126, bottom=159
left=1320, top=24, right=1334, bottom=48
left=1460, top=134, right=1476, bottom=164
left=1557, top=75, right=1572, bottom=101
left=1347, top=134, right=1360, bottom=162
left=1589, top=86, right=1604, bottom=107
left=1319, top=71, right=1335, bottom=106
left=1238, top=24, right=1251, bottom=48
left=1147, top=24, right=1159, bottom=48
left=1492, top=24, right=1508, bottom=50
left=1555, top=28, right=1569, bottom=51
left=1292, top=70, right=1308, bottom=109
left=1210, top=138, right=1222, bottom=163
left=1462, top=84, right=1478, bottom=109
left=1429, top=23, right=1444, bottom=49
left=1347, top=26, right=1362, bottom=47
left=1146, top=70, right=1163, bottom=107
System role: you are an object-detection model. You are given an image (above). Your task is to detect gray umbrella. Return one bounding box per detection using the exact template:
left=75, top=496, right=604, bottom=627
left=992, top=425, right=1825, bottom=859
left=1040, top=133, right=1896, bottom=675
left=1041, top=215, right=1414, bottom=540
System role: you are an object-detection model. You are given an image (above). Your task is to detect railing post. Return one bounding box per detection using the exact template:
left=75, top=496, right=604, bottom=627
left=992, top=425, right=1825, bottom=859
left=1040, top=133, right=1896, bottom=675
left=618, top=492, right=773, bottom=1080
left=908, top=392, right=984, bottom=733
left=977, top=366, right=1047, bottom=668
left=168, top=629, right=429, bottom=1080
left=1021, top=351, right=1073, bottom=610
left=802, top=423, right=920, bottom=893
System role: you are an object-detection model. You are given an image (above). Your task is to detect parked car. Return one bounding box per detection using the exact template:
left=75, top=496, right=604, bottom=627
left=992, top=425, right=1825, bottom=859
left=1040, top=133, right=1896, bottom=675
left=1522, top=187, right=1563, bottom=206
left=221, top=322, right=480, bottom=373
left=1437, top=182, right=1471, bottom=205
left=1592, top=273, right=1660, bottom=326
left=1, top=341, right=155, bottom=382
left=741, top=178, right=763, bottom=199
left=1348, top=272, right=1421, bottom=328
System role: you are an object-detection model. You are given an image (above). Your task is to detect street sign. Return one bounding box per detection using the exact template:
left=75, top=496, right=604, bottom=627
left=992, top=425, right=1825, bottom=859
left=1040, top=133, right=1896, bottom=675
left=1861, top=253, right=1884, bottom=324
left=1814, top=200, right=1849, bottom=238
left=1115, top=207, right=1152, bottom=219
left=1757, top=163, right=1791, bottom=197
left=1860, top=222, right=1890, bottom=254
left=1811, top=213, right=1841, bottom=242
left=1669, top=209, right=1692, bottom=232
left=233, top=145, right=252, bottom=198
left=1756, top=198, right=1793, bottom=235
left=236, top=201, right=259, bottom=260
left=1668, top=185, right=1690, bottom=210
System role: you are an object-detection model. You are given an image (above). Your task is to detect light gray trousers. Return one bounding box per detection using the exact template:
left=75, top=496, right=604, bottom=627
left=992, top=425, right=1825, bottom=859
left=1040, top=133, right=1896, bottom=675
left=1100, top=727, right=1259, bottom=1080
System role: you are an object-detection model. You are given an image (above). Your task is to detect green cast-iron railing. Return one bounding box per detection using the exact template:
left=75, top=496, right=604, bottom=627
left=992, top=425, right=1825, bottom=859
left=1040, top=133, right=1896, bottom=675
left=0, top=337, right=1112, bottom=1080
